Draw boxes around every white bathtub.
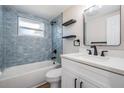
[0,60,60,88]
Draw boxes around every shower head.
[50,21,56,25]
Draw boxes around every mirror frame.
[83,5,121,46]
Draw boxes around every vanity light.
[83,5,93,13]
[89,5,103,13]
[89,7,93,12]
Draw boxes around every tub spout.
[53,61,56,64]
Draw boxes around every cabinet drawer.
[62,58,124,88]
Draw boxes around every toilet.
[46,68,61,88]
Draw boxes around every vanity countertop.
[61,53,124,76]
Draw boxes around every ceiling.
[9,5,72,20]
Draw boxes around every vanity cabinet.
[61,58,124,88]
[62,68,98,88]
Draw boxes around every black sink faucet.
[91,45,98,56]
[101,50,108,57]
[87,49,92,55]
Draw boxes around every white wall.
[63,6,84,54]
[62,5,124,54]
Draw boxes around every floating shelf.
[62,19,76,26]
[62,35,76,39]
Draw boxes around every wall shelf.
[62,19,76,26]
[62,35,76,39]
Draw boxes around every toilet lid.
[46,68,61,78]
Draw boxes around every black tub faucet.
[91,45,98,56]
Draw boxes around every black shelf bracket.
[62,19,76,26]
[62,35,76,39]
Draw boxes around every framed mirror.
[83,5,121,46]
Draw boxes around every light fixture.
[89,7,93,12]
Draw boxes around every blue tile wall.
[2,6,52,68]
[51,14,63,63]
[0,6,3,70]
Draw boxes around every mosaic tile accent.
[51,14,63,63]
[0,6,3,70]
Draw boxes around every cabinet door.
[79,77,99,88]
[62,68,79,88]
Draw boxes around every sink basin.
[70,53,110,62]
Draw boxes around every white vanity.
[61,5,123,88]
[61,53,124,88]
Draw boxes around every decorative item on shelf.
[62,19,76,26]
[73,39,80,46]
[62,35,76,39]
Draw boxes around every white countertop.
[61,53,124,75]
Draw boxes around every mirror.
[83,5,121,46]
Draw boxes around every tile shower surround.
[0,6,52,69]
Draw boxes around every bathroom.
[0,4,124,89]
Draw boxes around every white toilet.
[46,68,61,88]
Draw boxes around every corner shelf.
[62,19,76,26]
[62,35,76,39]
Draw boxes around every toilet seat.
[46,68,61,78]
